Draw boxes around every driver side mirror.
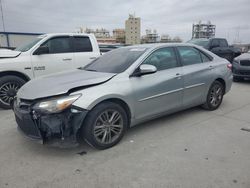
[132,64,157,77]
[33,46,49,55]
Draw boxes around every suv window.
[143,47,178,71]
[73,36,93,52]
[42,37,72,54]
[219,39,228,47]
[211,39,219,47]
[177,46,203,66]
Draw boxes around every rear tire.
[202,81,224,111]
[0,76,26,109]
[81,102,128,150]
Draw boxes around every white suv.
[0,33,100,108]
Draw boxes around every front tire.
[81,102,128,150]
[202,81,224,111]
[0,76,26,109]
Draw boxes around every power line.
[0,0,5,31]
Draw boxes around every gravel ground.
[0,81,250,188]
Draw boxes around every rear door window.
[219,39,228,47]
[211,39,219,47]
[73,36,93,52]
[177,46,203,66]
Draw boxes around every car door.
[31,36,74,77]
[73,36,99,68]
[131,47,183,120]
[177,46,214,107]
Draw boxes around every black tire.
[0,75,26,109]
[202,81,224,111]
[233,76,243,82]
[81,102,128,150]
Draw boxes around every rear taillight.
[227,63,232,70]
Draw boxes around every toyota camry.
[13,43,233,149]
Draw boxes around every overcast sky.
[1,0,250,43]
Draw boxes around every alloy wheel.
[0,82,20,106]
[93,109,123,144]
[209,84,223,107]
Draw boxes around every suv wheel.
[202,81,224,111]
[81,102,128,150]
[0,76,26,109]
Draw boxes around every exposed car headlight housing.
[33,94,82,114]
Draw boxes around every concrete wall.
[0,34,8,47]
[0,32,42,49]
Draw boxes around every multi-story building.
[113,29,125,44]
[192,21,216,39]
[141,29,159,43]
[85,28,110,38]
[125,14,141,45]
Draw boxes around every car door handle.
[62,58,72,61]
[89,57,97,60]
[208,65,214,70]
[175,73,182,79]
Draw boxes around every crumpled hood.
[18,70,116,100]
[235,52,250,61]
[0,49,21,58]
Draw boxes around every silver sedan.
[13,43,233,149]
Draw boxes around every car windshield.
[187,39,209,48]
[83,47,147,73]
[15,35,45,52]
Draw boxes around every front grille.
[239,71,250,75]
[240,60,250,66]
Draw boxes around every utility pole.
[0,0,5,32]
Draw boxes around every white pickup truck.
[0,33,100,109]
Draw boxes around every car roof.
[39,33,95,38]
[122,43,199,50]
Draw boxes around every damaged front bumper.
[13,99,88,148]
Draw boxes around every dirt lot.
[0,81,250,188]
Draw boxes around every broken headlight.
[33,94,82,114]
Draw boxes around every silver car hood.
[18,70,116,100]
[0,49,21,58]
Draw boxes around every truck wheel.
[202,81,224,111]
[81,102,128,150]
[0,76,26,109]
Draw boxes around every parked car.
[0,33,100,109]
[232,50,250,81]
[99,43,125,54]
[187,38,241,62]
[13,43,233,149]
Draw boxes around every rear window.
[74,36,93,52]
